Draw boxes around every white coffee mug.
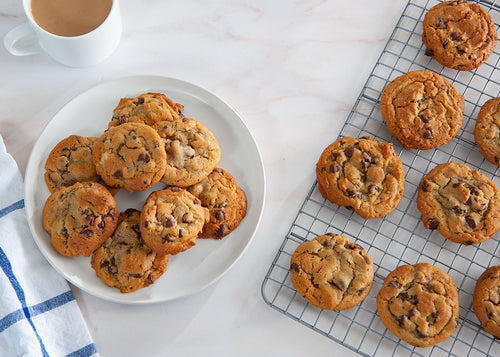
[3,0,122,67]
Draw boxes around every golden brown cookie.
[417,162,500,245]
[473,265,500,338]
[108,92,184,128]
[422,1,497,71]
[187,168,247,239]
[377,263,459,348]
[289,233,374,311]
[44,135,118,195]
[91,209,169,293]
[380,70,464,150]
[140,187,209,255]
[474,97,500,166]
[153,118,221,187]
[42,182,119,257]
[316,136,405,219]
[93,122,167,192]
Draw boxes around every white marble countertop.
[0,0,408,356]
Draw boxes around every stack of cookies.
[290,0,500,348]
[42,92,247,293]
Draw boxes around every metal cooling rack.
[261,0,500,356]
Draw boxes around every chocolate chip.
[214,168,223,174]
[344,147,354,158]
[364,255,370,265]
[437,17,445,27]
[132,224,141,235]
[399,292,409,301]
[425,48,434,57]
[398,315,405,327]
[85,214,95,226]
[450,32,461,41]
[457,48,466,55]
[408,306,418,318]
[344,242,356,249]
[322,239,333,248]
[194,198,201,205]
[130,273,142,278]
[216,224,230,237]
[389,280,401,289]
[495,157,500,164]
[418,113,430,123]
[61,227,68,236]
[431,311,439,319]
[215,210,225,221]
[368,184,379,194]
[329,163,339,173]
[290,262,300,273]
[182,213,193,223]
[113,170,123,178]
[179,228,184,238]
[100,260,109,269]
[423,129,433,139]
[331,152,342,160]
[98,221,105,230]
[164,217,174,227]
[421,181,431,192]
[80,229,94,237]
[442,38,449,47]
[453,206,464,215]
[135,97,145,105]
[162,234,172,243]
[124,208,137,216]
[170,187,180,192]
[465,216,477,229]
[428,218,439,229]
[138,152,150,163]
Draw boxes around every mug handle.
[4,22,43,56]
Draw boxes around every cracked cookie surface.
[140,187,209,255]
[380,70,464,150]
[316,136,405,219]
[154,118,221,187]
[422,0,497,71]
[44,135,118,195]
[108,92,184,128]
[187,168,247,239]
[376,263,459,348]
[474,97,500,166]
[42,182,119,257]
[91,209,169,293]
[473,265,500,338]
[289,233,374,311]
[93,122,167,192]
[417,161,500,245]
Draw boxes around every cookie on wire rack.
[289,233,374,311]
[422,0,497,71]
[316,136,405,219]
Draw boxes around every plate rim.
[24,74,266,304]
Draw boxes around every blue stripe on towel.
[0,199,24,219]
[65,343,98,357]
[0,291,75,333]
[0,247,49,357]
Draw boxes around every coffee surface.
[31,0,113,37]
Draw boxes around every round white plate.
[24,75,265,304]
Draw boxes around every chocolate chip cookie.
[474,97,500,166]
[187,168,247,239]
[316,136,405,219]
[422,1,497,71]
[417,162,500,245]
[93,122,167,192]
[290,233,373,310]
[44,135,118,195]
[91,209,169,293]
[473,265,500,338]
[153,118,221,187]
[380,70,464,150]
[377,263,459,348]
[44,135,100,193]
[140,187,209,255]
[108,92,184,128]
[42,182,119,257]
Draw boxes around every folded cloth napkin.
[0,134,97,357]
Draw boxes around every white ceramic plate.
[24,75,265,304]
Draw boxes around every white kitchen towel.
[0,134,98,357]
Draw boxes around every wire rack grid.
[261,0,500,356]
